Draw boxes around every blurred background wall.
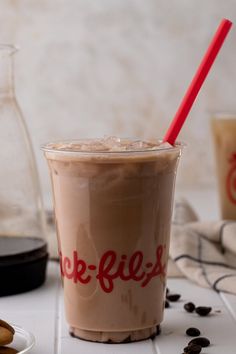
[0,0,235,206]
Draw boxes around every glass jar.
[0,44,46,239]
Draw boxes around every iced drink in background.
[43,137,182,343]
[212,115,236,219]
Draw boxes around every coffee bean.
[186,327,201,336]
[184,343,202,353]
[188,337,210,347]
[156,325,161,335]
[165,300,170,308]
[166,293,181,302]
[195,306,212,316]
[184,302,195,313]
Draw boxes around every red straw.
[163,18,232,145]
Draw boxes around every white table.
[1,188,236,353]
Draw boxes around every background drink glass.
[211,114,236,219]
[43,138,182,343]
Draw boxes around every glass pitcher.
[0,44,46,239]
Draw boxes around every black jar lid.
[0,236,48,296]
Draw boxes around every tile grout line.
[53,262,61,354]
[151,339,160,354]
[219,292,236,323]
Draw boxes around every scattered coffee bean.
[165,300,170,308]
[195,306,212,316]
[188,337,210,347]
[184,343,202,353]
[186,327,201,337]
[166,293,181,302]
[184,302,195,313]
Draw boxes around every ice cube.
[102,136,121,150]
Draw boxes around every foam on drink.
[45,137,172,152]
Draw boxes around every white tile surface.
[0,262,60,354]
[154,279,236,353]
[60,337,153,354]
[2,262,236,353]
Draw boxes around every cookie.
[0,347,18,354]
[0,327,13,346]
[0,321,14,335]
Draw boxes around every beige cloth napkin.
[169,199,236,294]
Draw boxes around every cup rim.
[41,138,185,155]
[210,111,236,120]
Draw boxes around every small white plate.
[4,324,35,353]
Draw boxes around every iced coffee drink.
[43,137,182,343]
[212,115,236,219]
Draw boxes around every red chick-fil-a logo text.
[59,245,166,293]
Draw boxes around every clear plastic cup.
[42,138,182,343]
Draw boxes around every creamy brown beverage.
[212,116,236,219]
[43,137,182,343]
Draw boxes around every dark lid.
[0,236,48,296]
[0,236,47,266]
